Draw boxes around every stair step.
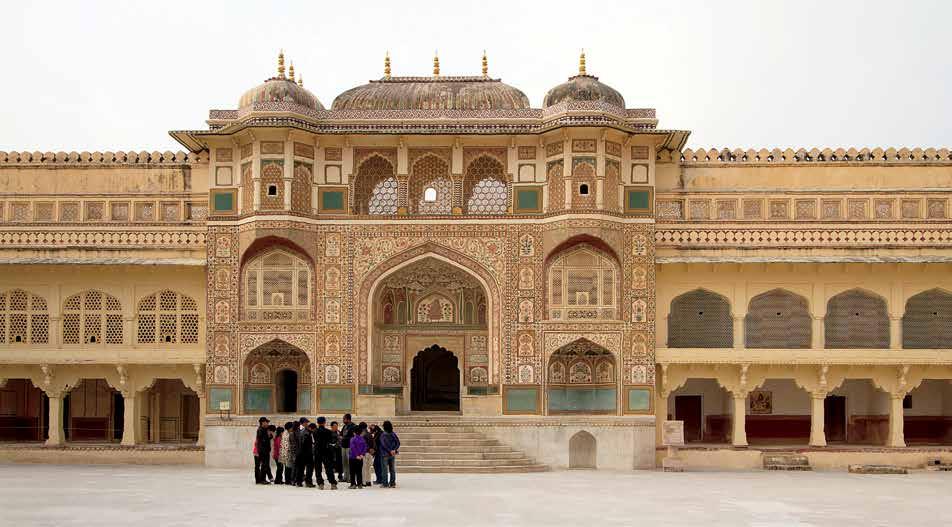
[400,465,549,474]
[398,452,526,460]
[398,445,514,453]
[399,439,501,447]
[397,432,486,440]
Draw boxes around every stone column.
[811,316,824,349]
[732,392,748,447]
[888,392,906,448]
[889,316,902,350]
[197,394,206,447]
[809,392,827,447]
[733,316,744,350]
[45,391,65,446]
[121,391,137,446]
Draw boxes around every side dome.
[543,53,625,109]
[332,77,531,111]
[543,74,625,109]
[239,77,324,111]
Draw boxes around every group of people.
[253,413,401,490]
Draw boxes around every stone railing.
[0,151,207,165]
[658,147,952,165]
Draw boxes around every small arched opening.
[569,430,597,469]
[243,340,311,414]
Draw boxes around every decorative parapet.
[0,150,207,165]
[655,225,952,249]
[0,229,206,249]
[657,147,952,165]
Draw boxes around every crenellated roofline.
[669,147,952,165]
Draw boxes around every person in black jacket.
[313,416,338,489]
[340,414,357,481]
[254,417,271,485]
[299,420,316,487]
[330,421,343,479]
[293,417,310,486]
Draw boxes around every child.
[273,426,285,485]
[360,422,374,487]
[348,422,368,489]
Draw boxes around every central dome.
[332,76,531,111]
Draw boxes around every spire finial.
[277,49,286,78]
[384,50,391,79]
[288,61,295,82]
[579,49,586,76]
[297,74,303,87]
[481,50,488,78]
[433,51,440,77]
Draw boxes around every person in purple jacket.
[378,420,401,488]
[347,422,368,489]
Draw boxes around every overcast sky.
[1,0,949,151]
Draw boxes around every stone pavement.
[1,464,950,526]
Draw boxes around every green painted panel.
[297,389,311,412]
[321,191,345,211]
[208,387,233,412]
[505,387,538,413]
[319,387,353,411]
[547,387,616,412]
[627,189,650,210]
[244,388,272,413]
[627,388,651,412]
[515,188,540,212]
[213,192,234,212]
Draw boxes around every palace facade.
[1,51,951,470]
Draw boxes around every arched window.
[825,289,889,349]
[547,245,618,321]
[745,289,811,348]
[464,156,508,214]
[547,338,616,414]
[243,249,311,321]
[63,290,123,345]
[353,156,397,215]
[409,155,452,215]
[137,290,199,344]
[668,289,733,348]
[902,289,952,349]
[0,289,48,344]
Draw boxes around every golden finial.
[288,62,295,82]
[297,74,303,87]
[433,51,440,77]
[384,50,391,79]
[481,50,488,78]
[277,49,286,78]
[579,49,586,76]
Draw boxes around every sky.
[1,0,949,152]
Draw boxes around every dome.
[543,53,625,109]
[332,76,531,111]
[238,52,324,110]
[543,74,625,109]
[238,77,324,111]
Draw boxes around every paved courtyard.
[1,464,950,526]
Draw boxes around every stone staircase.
[393,425,548,473]
[762,452,812,471]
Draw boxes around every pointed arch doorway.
[410,345,460,412]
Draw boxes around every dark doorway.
[113,392,124,441]
[675,395,703,442]
[824,395,847,442]
[276,370,298,413]
[411,345,460,411]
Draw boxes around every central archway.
[242,339,311,414]
[411,345,460,412]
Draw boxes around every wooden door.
[824,395,847,442]
[675,395,703,442]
